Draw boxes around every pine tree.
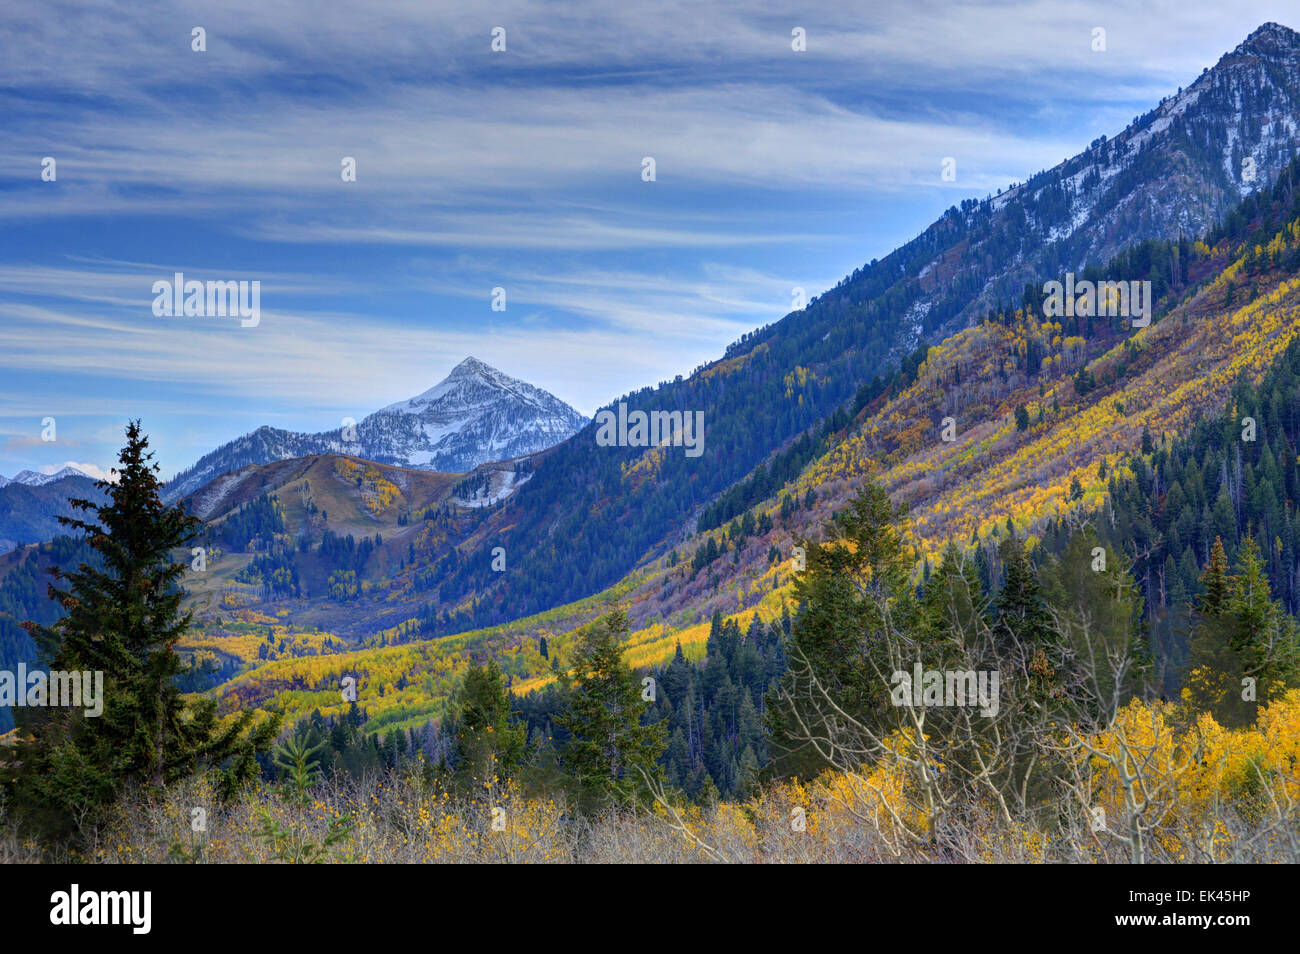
[993,536,1054,652]
[992,535,1064,713]
[559,609,665,807]
[1185,536,1300,726]
[2,422,279,841]
[1040,529,1150,721]
[1197,536,1233,615]
[765,480,917,778]
[455,659,525,788]
[920,542,985,654]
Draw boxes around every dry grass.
[2,761,1294,864]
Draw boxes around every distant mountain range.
[0,473,105,554]
[1,464,100,488]
[162,357,587,502]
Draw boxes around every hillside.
[178,452,547,639]
[370,22,1300,641]
[202,153,1300,731]
[0,475,104,555]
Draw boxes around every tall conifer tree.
[560,609,665,806]
[2,422,278,841]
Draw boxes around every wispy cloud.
[0,0,1283,474]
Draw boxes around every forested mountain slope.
[404,23,1300,638]
[202,150,1300,734]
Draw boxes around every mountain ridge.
[205,146,1300,727]
[393,20,1300,639]
[0,475,105,555]
[5,464,101,487]
[162,357,587,502]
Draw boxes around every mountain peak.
[5,464,100,487]
[387,357,534,413]
[1227,21,1300,59]
[449,355,494,376]
[361,359,586,470]
[163,358,587,500]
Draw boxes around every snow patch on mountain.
[454,468,533,508]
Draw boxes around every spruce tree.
[1230,536,1296,694]
[1197,536,1233,615]
[992,535,1064,716]
[993,536,1055,651]
[559,609,665,807]
[920,542,985,655]
[2,422,279,841]
[455,659,526,788]
[1185,536,1300,726]
[1040,528,1150,721]
[765,480,917,778]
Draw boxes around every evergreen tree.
[1014,404,1030,432]
[1197,537,1233,615]
[1184,536,1300,726]
[991,535,1065,717]
[455,660,526,788]
[1040,529,1150,721]
[920,542,985,654]
[1231,537,1296,694]
[559,609,665,806]
[993,536,1054,653]
[2,422,279,841]
[765,480,917,778]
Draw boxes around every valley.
[6,14,1300,871]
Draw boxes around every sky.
[2,0,1297,480]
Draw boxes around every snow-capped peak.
[379,356,548,415]
[164,357,587,501]
[6,463,101,487]
[1227,21,1300,60]
[364,357,587,469]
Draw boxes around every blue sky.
[1,0,1295,479]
